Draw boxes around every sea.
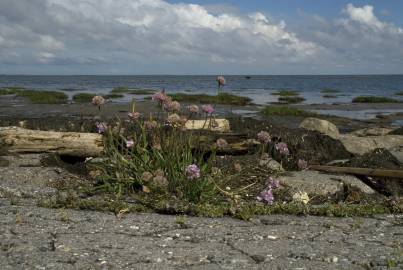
[1,74,403,107]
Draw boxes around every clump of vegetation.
[170,92,252,106]
[278,96,306,104]
[111,87,156,95]
[17,90,68,104]
[395,91,403,96]
[271,89,299,96]
[0,88,18,95]
[323,95,338,99]
[73,93,95,103]
[352,96,401,103]
[321,88,340,94]
[103,93,124,99]
[261,106,315,116]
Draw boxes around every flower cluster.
[151,90,168,103]
[257,176,281,204]
[92,95,105,107]
[163,100,181,112]
[257,131,271,144]
[216,138,228,149]
[217,76,226,87]
[96,122,108,134]
[128,112,141,121]
[201,104,214,114]
[185,164,201,180]
[187,104,199,113]
[275,142,289,156]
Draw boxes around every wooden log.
[309,165,403,179]
[0,126,104,157]
[185,119,230,132]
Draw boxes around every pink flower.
[216,138,228,149]
[217,76,226,87]
[185,164,201,180]
[92,95,105,107]
[266,177,280,189]
[257,188,274,204]
[141,171,153,182]
[257,131,271,144]
[201,104,214,114]
[152,90,168,103]
[96,122,108,134]
[163,100,181,112]
[126,139,134,148]
[187,104,199,113]
[167,113,181,125]
[298,159,308,170]
[128,112,141,120]
[275,142,289,156]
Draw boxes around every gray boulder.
[299,118,340,139]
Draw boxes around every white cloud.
[0,1,402,74]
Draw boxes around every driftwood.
[0,126,104,157]
[309,165,403,179]
[0,122,237,158]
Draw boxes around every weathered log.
[185,119,230,132]
[309,165,403,179]
[0,126,104,157]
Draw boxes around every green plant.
[395,91,403,96]
[321,88,340,93]
[352,96,401,103]
[278,96,306,104]
[170,92,252,106]
[111,87,156,95]
[271,89,299,96]
[260,106,315,116]
[17,90,68,104]
[73,93,95,103]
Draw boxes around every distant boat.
[245,76,251,79]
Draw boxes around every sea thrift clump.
[92,95,105,107]
[185,164,201,180]
[257,189,274,204]
[187,104,199,113]
[141,171,153,182]
[167,113,181,125]
[257,131,271,144]
[297,159,308,170]
[163,100,180,112]
[217,76,226,87]
[275,142,289,155]
[201,104,214,114]
[96,122,108,134]
[128,112,141,121]
[266,177,280,189]
[216,138,228,149]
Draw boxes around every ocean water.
[1,75,403,105]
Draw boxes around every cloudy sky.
[0,0,402,75]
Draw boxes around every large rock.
[351,127,396,137]
[277,171,375,196]
[339,134,403,156]
[299,118,340,139]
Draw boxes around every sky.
[0,0,402,75]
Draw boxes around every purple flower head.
[187,104,199,113]
[96,122,108,134]
[257,188,274,204]
[92,95,105,107]
[275,142,289,156]
[152,90,167,103]
[216,138,228,149]
[217,76,226,87]
[297,159,308,170]
[266,177,280,189]
[257,131,271,144]
[163,100,180,112]
[128,112,141,121]
[126,139,134,148]
[201,104,214,114]
[185,164,201,180]
[144,120,158,130]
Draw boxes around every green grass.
[271,89,299,96]
[17,90,68,104]
[321,88,340,94]
[73,93,95,103]
[323,95,338,99]
[0,87,27,95]
[103,93,124,99]
[111,87,156,95]
[170,92,252,106]
[352,96,401,103]
[278,96,306,104]
[395,91,403,96]
[261,105,315,116]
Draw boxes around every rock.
[347,148,403,196]
[259,158,284,172]
[299,118,340,139]
[339,134,403,156]
[351,127,396,137]
[277,171,375,196]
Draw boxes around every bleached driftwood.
[309,165,403,179]
[0,120,231,157]
[0,126,104,157]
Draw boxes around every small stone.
[332,256,339,263]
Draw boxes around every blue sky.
[0,0,402,75]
